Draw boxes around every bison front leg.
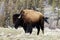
[23,26,27,33]
[23,23,27,33]
[26,23,33,34]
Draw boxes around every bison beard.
[13,14,20,24]
[13,14,27,32]
[13,9,49,35]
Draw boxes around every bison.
[13,9,49,35]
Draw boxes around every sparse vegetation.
[0,27,59,40]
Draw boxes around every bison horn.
[18,15,21,18]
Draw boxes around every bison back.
[21,9,44,23]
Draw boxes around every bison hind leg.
[40,25,44,34]
[40,18,44,34]
[36,25,40,35]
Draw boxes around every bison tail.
[44,17,49,24]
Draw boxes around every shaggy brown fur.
[20,9,44,23]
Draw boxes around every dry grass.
[0,27,59,40]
